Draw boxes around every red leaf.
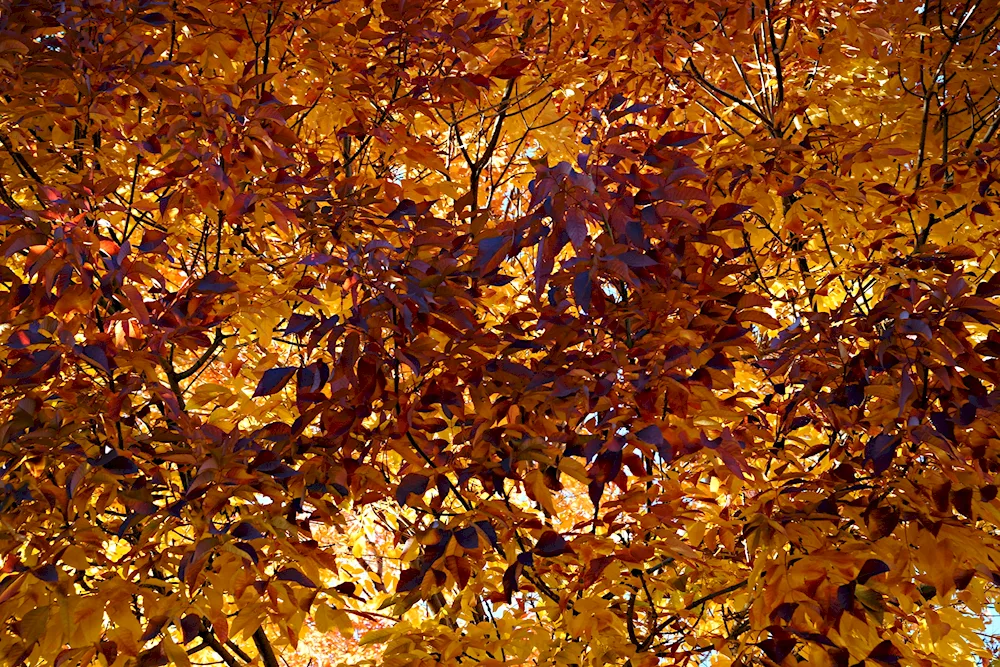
[1,230,47,258]
[2,350,60,385]
[138,229,169,253]
[710,203,751,224]
[142,174,175,192]
[180,616,201,645]
[490,56,530,79]
[658,130,705,147]
[502,563,521,601]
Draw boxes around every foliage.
[1,0,1000,666]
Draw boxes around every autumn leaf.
[253,367,297,397]
[534,531,572,557]
[490,56,531,79]
[2,1,1000,667]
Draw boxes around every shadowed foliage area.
[2,1,1000,666]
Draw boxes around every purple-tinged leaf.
[102,455,139,476]
[958,402,977,425]
[658,130,705,147]
[635,425,663,446]
[573,271,592,313]
[387,199,418,220]
[140,616,169,643]
[930,411,955,440]
[139,12,169,26]
[898,370,914,417]
[759,635,796,663]
[232,522,264,541]
[275,568,317,588]
[296,363,329,398]
[298,252,332,266]
[180,615,201,645]
[502,563,521,602]
[397,567,423,592]
[334,582,357,596]
[534,530,572,557]
[588,479,604,509]
[3,349,59,383]
[396,473,429,506]
[845,384,865,407]
[867,640,902,665]
[1,231,46,258]
[565,209,587,250]
[857,559,890,584]
[76,344,112,373]
[711,203,751,223]
[953,487,974,519]
[192,271,237,294]
[476,235,510,273]
[865,434,898,475]
[138,229,168,253]
[7,328,46,349]
[253,367,297,397]
[455,527,479,549]
[475,521,498,549]
[284,314,317,335]
[872,183,900,196]
[618,250,657,268]
[233,543,258,564]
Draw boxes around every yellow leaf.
[314,604,353,637]
[359,627,396,645]
[528,469,558,515]
[72,601,104,645]
[20,605,49,645]
[162,634,191,667]
[62,546,89,571]
[687,522,706,546]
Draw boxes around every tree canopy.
[2,0,1000,666]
